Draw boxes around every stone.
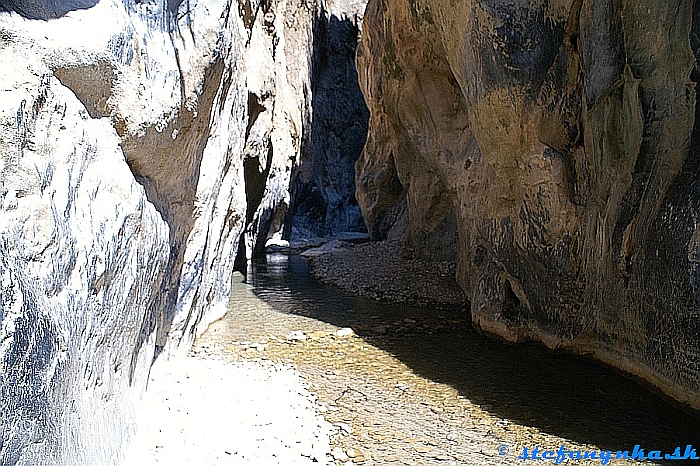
[332,446,349,461]
[356,0,700,410]
[287,330,309,341]
[336,327,355,338]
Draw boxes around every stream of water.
[249,254,697,452]
[199,252,699,465]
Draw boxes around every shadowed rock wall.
[232,0,369,257]
[285,12,369,239]
[356,0,700,410]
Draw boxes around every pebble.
[331,446,349,461]
[307,240,467,307]
[287,330,308,341]
[336,327,355,338]
[394,382,410,392]
[373,325,391,334]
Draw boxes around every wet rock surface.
[193,256,698,465]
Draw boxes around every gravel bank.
[304,240,468,308]
[124,354,332,465]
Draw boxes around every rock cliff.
[356,0,700,410]
[0,0,365,462]
[285,10,369,239]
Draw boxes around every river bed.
[194,252,698,465]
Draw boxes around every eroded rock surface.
[0,45,171,464]
[356,0,700,410]
[285,11,369,239]
[0,0,367,462]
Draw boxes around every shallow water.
[246,253,699,459]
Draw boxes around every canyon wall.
[0,0,365,462]
[285,8,369,238]
[356,0,700,410]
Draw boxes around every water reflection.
[248,253,699,456]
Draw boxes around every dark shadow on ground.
[249,253,699,460]
[0,0,99,19]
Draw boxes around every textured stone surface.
[356,0,700,410]
[231,0,369,259]
[0,46,171,464]
[0,0,367,462]
[285,11,369,239]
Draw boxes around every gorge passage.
[0,0,699,464]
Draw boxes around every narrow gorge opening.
[284,11,369,240]
[2,0,699,464]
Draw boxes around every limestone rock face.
[0,24,172,464]
[233,0,367,257]
[356,0,700,409]
[285,11,369,238]
[0,0,366,462]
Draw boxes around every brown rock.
[356,0,700,410]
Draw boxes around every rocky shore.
[304,240,468,308]
[123,244,696,466]
[181,248,693,466]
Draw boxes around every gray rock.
[0,0,368,461]
[286,11,370,240]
